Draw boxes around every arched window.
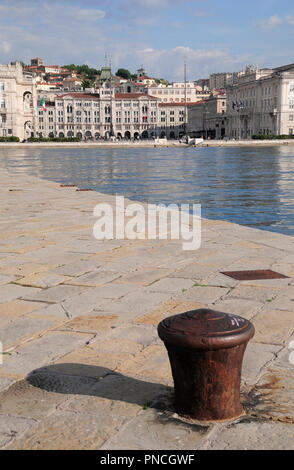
[23,92,32,112]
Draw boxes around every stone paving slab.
[0,331,93,377]
[1,167,294,450]
[0,415,37,448]
[207,420,294,450]
[101,408,211,450]
[0,315,61,349]
[0,284,41,304]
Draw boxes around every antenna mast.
[184,56,187,136]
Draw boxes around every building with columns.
[38,89,159,140]
[0,62,37,140]
[226,64,294,138]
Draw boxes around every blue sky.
[0,0,293,80]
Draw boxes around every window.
[0,82,4,91]
[289,115,294,121]
[0,99,5,108]
[1,115,6,123]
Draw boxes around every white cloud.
[285,15,294,25]
[131,45,251,80]
[259,14,294,28]
[0,0,257,80]
[0,40,11,55]
[70,8,106,21]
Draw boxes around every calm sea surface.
[1,145,294,235]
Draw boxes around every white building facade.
[188,93,227,139]
[148,82,210,103]
[226,64,294,139]
[0,62,37,140]
[37,91,159,140]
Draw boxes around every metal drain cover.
[221,269,289,281]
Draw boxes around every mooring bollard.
[158,308,255,422]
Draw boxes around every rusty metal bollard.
[158,308,255,422]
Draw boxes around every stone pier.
[0,166,294,449]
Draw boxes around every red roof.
[115,93,158,100]
[63,78,82,82]
[137,75,152,80]
[158,100,206,107]
[57,93,99,100]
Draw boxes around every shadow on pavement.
[26,363,173,410]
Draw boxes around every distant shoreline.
[1,140,294,149]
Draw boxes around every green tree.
[116,68,131,80]
[82,79,93,89]
[63,64,100,81]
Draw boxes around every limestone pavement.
[0,166,294,450]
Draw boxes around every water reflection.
[1,146,294,235]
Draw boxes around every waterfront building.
[37,101,55,138]
[226,63,294,138]
[188,92,227,139]
[157,102,196,138]
[38,89,159,140]
[0,62,37,140]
